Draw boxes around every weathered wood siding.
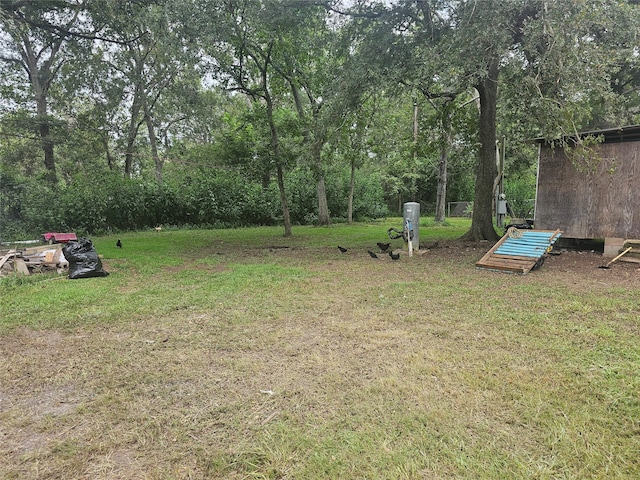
[535,141,639,239]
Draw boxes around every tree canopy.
[1,0,638,240]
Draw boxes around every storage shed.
[534,125,640,245]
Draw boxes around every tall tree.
[90,0,196,182]
[440,0,532,241]
[197,0,295,236]
[268,1,363,226]
[357,0,637,241]
[0,1,86,183]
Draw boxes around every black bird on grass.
[377,242,390,252]
[389,251,400,261]
[337,246,348,253]
[116,239,122,248]
[367,250,379,259]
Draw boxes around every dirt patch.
[424,239,640,284]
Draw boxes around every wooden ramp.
[476,229,562,274]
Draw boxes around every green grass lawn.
[1,218,639,479]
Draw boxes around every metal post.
[403,202,420,252]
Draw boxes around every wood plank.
[476,234,509,265]
[481,263,530,272]
[623,239,640,249]
[0,250,17,269]
[477,257,533,268]
[619,256,640,264]
[549,228,562,243]
[484,257,530,265]
[604,237,626,257]
[477,257,534,269]
[14,258,30,275]
[479,260,529,268]
[476,263,526,273]
[481,264,530,270]
[22,244,58,254]
[619,241,640,260]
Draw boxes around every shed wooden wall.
[535,141,639,239]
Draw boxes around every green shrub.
[0,160,389,239]
[504,171,536,219]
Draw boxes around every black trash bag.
[62,238,109,279]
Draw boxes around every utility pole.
[413,100,418,155]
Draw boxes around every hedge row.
[0,166,389,240]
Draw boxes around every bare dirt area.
[441,240,640,280]
[1,241,639,479]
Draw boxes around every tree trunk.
[31,66,56,183]
[313,135,330,226]
[125,112,140,177]
[434,133,449,223]
[276,164,292,237]
[265,93,292,237]
[38,116,56,183]
[18,30,65,184]
[124,136,136,177]
[313,147,331,226]
[124,50,146,177]
[316,175,330,226]
[124,94,143,177]
[103,136,115,170]
[348,158,355,225]
[461,59,500,242]
[288,79,330,226]
[143,98,163,184]
[434,101,454,223]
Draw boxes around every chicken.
[377,242,390,252]
[367,250,379,259]
[338,246,348,253]
[154,225,162,232]
[116,239,122,248]
[389,251,400,260]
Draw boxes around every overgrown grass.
[1,218,639,479]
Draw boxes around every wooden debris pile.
[619,240,640,264]
[0,245,69,276]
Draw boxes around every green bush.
[284,166,389,225]
[504,171,536,219]
[0,161,389,240]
